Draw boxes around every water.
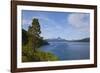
[40,41,90,60]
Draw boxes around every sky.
[22,10,90,40]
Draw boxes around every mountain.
[45,37,67,42]
[68,38,90,42]
[45,37,90,42]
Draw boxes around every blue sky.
[22,10,90,40]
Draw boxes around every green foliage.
[22,18,58,62]
[22,29,28,45]
[28,18,41,36]
[22,44,40,62]
[22,45,59,62]
[28,18,42,51]
[33,50,59,61]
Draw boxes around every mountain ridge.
[45,37,90,42]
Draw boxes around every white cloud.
[68,13,90,31]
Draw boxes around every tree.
[28,18,41,52]
[22,29,28,45]
[22,18,57,62]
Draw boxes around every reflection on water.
[40,41,90,60]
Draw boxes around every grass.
[22,45,59,62]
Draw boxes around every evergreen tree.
[22,18,58,62]
[28,18,41,52]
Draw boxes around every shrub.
[22,45,59,62]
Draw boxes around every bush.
[33,50,59,61]
[22,45,59,62]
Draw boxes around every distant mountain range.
[45,37,90,42]
[69,38,90,42]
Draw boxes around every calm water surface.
[40,41,90,60]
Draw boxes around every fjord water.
[40,41,90,60]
